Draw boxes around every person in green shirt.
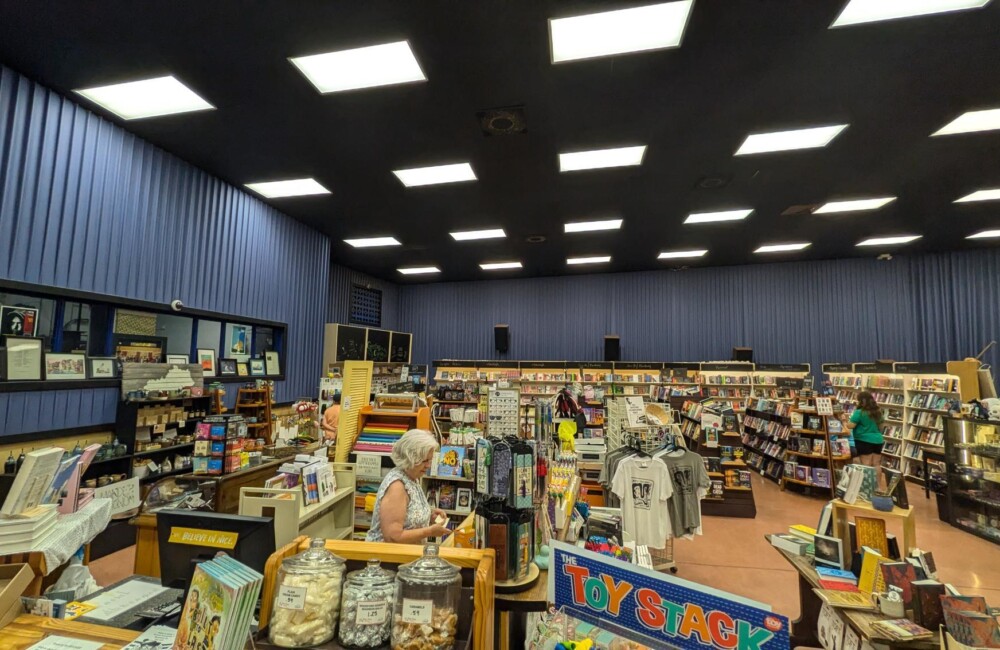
[842,391,885,471]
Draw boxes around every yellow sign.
[167,526,239,550]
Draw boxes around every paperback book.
[174,556,263,650]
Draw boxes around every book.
[818,579,860,592]
[719,446,734,463]
[437,446,467,477]
[879,561,918,606]
[1,447,65,515]
[817,501,834,537]
[175,556,263,650]
[827,418,843,434]
[913,549,937,578]
[705,429,719,447]
[813,589,876,610]
[784,461,798,478]
[941,595,1000,648]
[710,480,724,498]
[706,457,721,473]
[58,443,100,514]
[857,546,885,594]
[315,463,336,502]
[738,470,751,488]
[816,567,858,583]
[791,412,804,429]
[842,468,865,504]
[795,466,809,482]
[788,524,817,541]
[854,516,889,557]
[812,438,827,455]
[770,533,810,555]
[869,618,933,641]
[812,468,831,488]
[911,580,945,631]
[814,534,844,569]
[43,454,81,506]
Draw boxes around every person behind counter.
[320,393,341,443]
[366,429,450,543]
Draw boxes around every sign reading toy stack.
[548,541,790,650]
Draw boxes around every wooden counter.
[0,614,139,649]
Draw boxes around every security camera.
[170,299,184,312]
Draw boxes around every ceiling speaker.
[477,105,527,136]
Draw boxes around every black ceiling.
[2,1,1000,283]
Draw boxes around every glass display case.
[943,417,1000,544]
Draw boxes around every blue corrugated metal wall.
[0,65,331,435]
[328,264,401,330]
[399,251,1000,375]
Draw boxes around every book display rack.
[699,362,755,413]
[752,364,810,403]
[781,395,852,498]
[610,362,662,398]
[741,398,793,483]
[824,364,861,405]
[658,362,703,401]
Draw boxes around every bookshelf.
[780,395,852,498]
[577,362,612,441]
[610,362,663,398]
[699,362,755,413]
[740,398,792,483]
[752,364,810,403]
[823,364,861,405]
[657,362,703,402]
[897,363,961,485]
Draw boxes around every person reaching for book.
[842,391,885,480]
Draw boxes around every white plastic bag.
[45,555,99,600]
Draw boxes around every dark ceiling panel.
[1,0,999,283]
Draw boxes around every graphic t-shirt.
[611,456,673,548]
[659,450,711,537]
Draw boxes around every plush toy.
[557,421,577,453]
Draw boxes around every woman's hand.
[432,508,448,521]
[426,521,451,538]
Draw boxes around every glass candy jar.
[338,559,396,647]
[268,538,346,648]
[391,544,462,650]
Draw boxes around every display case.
[943,417,1000,545]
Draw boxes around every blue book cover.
[437,446,467,477]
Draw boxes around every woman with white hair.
[365,429,451,543]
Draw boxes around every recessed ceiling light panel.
[658,249,708,259]
[955,188,1000,203]
[74,75,214,120]
[398,266,441,275]
[933,108,1000,136]
[344,236,401,248]
[450,228,506,241]
[754,242,811,253]
[684,209,753,224]
[967,229,1000,239]
[290,41,426,93]
[567,256,612,265]
[831,0,991,28]
[549,1,694,63]
[814,197,897,213]
[480,261,523,270]
[735,124,848,155]
[559,146,646,172]
[245,178,331,198]
[392,162,477,187]
[856,235,922,246]
[564,219,623,233]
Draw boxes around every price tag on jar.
[276,584,307,610]
[356,600,389,625]
[401,598,433,625]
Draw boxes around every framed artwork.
[236,362,249,377]
[456,487,472,514]
[249,358,265,376]
[45,353,87,380]
[335,325,367,361]
[0,306,39,337]
[389,331,412,363]
[196,348,217,377]
[1,336,43,380]
[365,329,391,362]
[113,335,166,364]
[264,351,280,376]
[88,357,118,379]
[219,358,237,376]
[166,354,189,365]
[229,324,250,357]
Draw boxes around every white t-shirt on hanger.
[611,455,674,549]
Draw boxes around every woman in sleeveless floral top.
[366,429,451,543]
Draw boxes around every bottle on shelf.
[3,452,15,474]
[15,449,25,472]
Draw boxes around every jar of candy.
[391,544,461,650]
[338,559,396,647]
[268,538,346,648]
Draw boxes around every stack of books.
[869,618,934,642]
[176,556,263,650]
[815,566,860,592]
[353,419,409,454]
[0,505,59,554]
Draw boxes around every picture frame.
[113,335,166,364]
[455,487,472,514]
[249,358,265,376]
[236,362,249,377]
[814,533,845,569]
[229,324,250,357]
[218,358,238,376]
[1,336,43,381]
[0,305,39,337]
[196,348,217,377]
[44,352,87,380]
[88,356,118,379]
[264,350,280,376]
[166,354,189,365]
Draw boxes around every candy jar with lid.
[392,544,462,650]
[268,538,346,648]
[338,559,396,647]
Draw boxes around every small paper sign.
[701,412,723,431]
[276,585,307,610]
[356,453,382,480]
[402,598,433,625]
[356,600,389,625]
[93,477,140,515]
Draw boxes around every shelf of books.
[698,362,755,413]
[897,363,961,485]
[752,364,810,403]
[781,394,852,498]
[519,361,569,438]
[657,362,703,401]
[679,398,756,518]
[610,362,663,397]
[824,363,861,405]
[575,362,612,441]
[740,398,792,483]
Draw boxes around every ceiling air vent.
[478,105,527,136]
[694,174,732,190]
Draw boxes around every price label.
[401,598,432,625]
[356,600,389,625]
[356,453,382,480]
[276,585,307,610]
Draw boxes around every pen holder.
[871,494,895,512]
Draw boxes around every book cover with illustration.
[719,446,734,463]
[710,480,724,498]
[879,561,918,605]
[436,446,467,477]
[174,564,234,650]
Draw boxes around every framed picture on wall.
[249,359,265,376]
[219,358,237,376]
[113,335,166,364]
[197,348,217,377]
[0,306,39,337]
[335,325,367,361]
[229,324,250,357]
[236,362,249,377]
[390,332,411,363]
[264,351,280,376]
[45,353,87,380]
[1,336,43,381]
[365,329,391,362]
[166,354,189,365]
[88,357,118,379]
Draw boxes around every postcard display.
[475,386,537,583]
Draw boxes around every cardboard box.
[0,564,34,627]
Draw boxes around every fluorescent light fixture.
[344,236,401,248]
[754,242,811,253]
[397,266,441,275]
[74,75,214,120]
[290,41,426,93]
[814,197,897,213]
[480,261,523,270]
[559,146,647,172]
[392,162,477,187]
[658,249,708,259]
[567,256,612,265]
[684,209,753,224]
[735,124,848,155]
[856,235,922,246]
[933,107,1000,136]
[564,219,623,233]
[967,229,1000,239]
[450,228,506,241]
[549,1,694,63]
[831,0,991,27]
[955,188,1000,203]
[245,178,331,198]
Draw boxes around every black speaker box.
[494,324,509,353]
[604,335,620,362]
[732,347,753,362]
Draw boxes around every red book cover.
[912,580,945,630]
[879,561,918,605]
[818,579,860,592]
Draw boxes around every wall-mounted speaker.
[494,324,509,353]
[604,335,620,362]
[732,347,753,362]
